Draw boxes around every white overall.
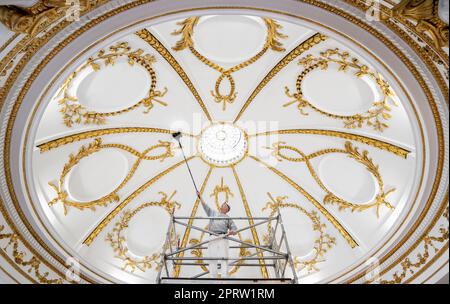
[207,236,229,278]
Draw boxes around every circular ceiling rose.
[198,123,248,166]
[0,1,447,285]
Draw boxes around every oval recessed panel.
[125,207,170,257]
[76,58,151,112]
[282,210,316,257]
[319,154,377,204]
[66,149,128,202]
[302,66,377,115]
[194,15,266,63]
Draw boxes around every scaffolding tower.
[156,209,299,284]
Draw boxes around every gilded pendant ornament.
[284,48,398,131]
[47,138,176,215]
[263,193,336,273]
[55,42,168,127]
[172,17,288,110]
[266,141,396,217]
[210,177,234,210]
[106,191,180,272]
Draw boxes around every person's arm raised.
[196,190,213,216]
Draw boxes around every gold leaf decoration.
[210,177,234,210]
[266,141,396,217]
[171,16,287,111]
[48,138,176,215]
[171,17,200,51]
[56,41,167,127]
[264,18,289,52]
[380,206,449,284]
[284,48,398,132]
[0,225,63,284]
[106,191,180,272]
[322,142,395,217]
[262,193,336,273]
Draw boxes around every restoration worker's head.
[220,201,231,214]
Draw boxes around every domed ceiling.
[0,0,448,284]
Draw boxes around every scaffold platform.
[156,209,298,284]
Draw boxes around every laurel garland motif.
[48,138,176,215]
[284,48,398,131]
[262,193,336,273]
[55,41,168,127]
[172,17,288,110]
[380,206,449,284]
[0,225,63,284]
[105,191,180,272]
[171,17,200,51]
[266,141,396,217]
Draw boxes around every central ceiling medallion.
[198,123,248,167]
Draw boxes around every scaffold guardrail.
[156,209,299,284]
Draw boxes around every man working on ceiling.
[197,190,237,279]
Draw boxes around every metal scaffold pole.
[156,211,299,284]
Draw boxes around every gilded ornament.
[284,48,398,132]
[380,206,449,284]
[389,0,449,49]
[210,177,234,210]
[106,191,180,272]
[266,141,396,217]
[250,155,358,248]
[47,138,176,215]
[263,193,335,273]
[0,225,63,283]
[172,17,288,110]
[55,41,167,127]
[251,128,410,158]
[0,1,106,36]
[37,127,188,153]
